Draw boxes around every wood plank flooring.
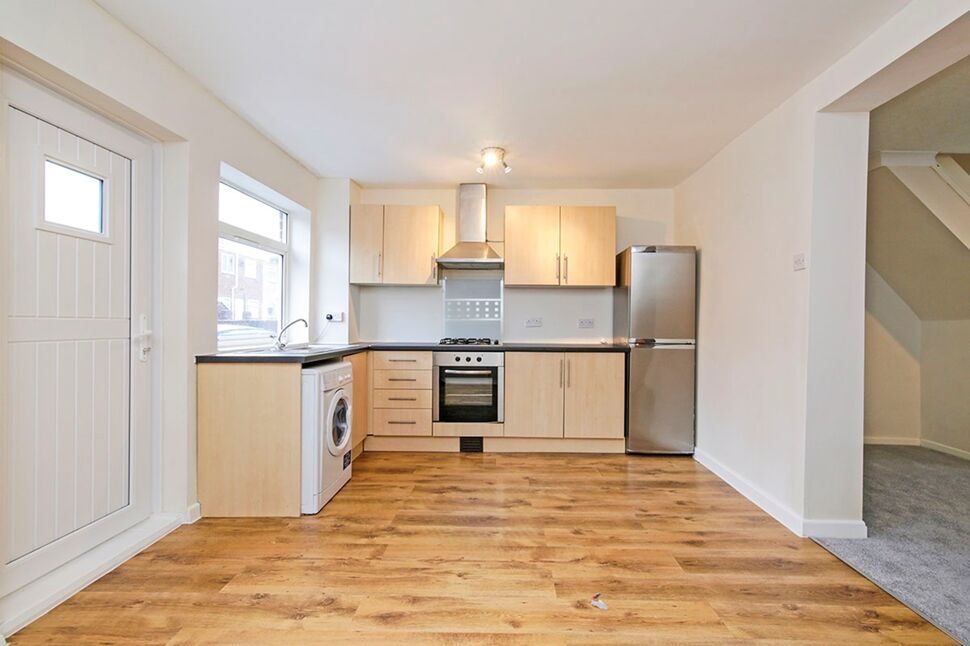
[11,453,952,645]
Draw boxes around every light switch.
[792,253,807,272]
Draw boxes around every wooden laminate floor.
[11,453,952,645]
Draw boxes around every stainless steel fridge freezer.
[614,246,697,454]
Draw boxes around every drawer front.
[373,408,433,436]
[373,389,432,409]
[374,369,432,390]
[372,351,432,371]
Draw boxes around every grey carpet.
[816,446,970,644]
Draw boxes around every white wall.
[674,1,970,537]
[921,319,970,457]
[0,0,319,517]
[864,266,922,444]
[356,186,674,342]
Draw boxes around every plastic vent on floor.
[460,437,484,453]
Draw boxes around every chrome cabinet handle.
[388,358,417,362]
[432,254,437,280]
[389,397,417,401]
[388,378,417,382]
[388,420,416,425]
[566,358,571,387]
[556,253,561,281]
[564,255,568,283]
[378,253,383,278]
[560,358,564,388]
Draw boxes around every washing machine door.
[326,389,352,457]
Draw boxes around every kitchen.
[3,1,964,642]
[196,183,696,517]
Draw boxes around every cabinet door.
[564,353,625,439]
[349,204,384,284]
[560,206,616,286]
[504,205,561,286]
[504,352,565,438]
[347,352,369,450]
[382,205,441,285]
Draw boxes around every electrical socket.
[578,318,595,329]
[525,317,543,328]
[324,311,345,322]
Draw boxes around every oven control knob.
[476,357,482,362]
[465,356,471,362]
[454,356,460,362]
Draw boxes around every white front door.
[1,71,154,597]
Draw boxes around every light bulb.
[476,166,484,174]
[503,161,512,174]
[482,150,499,166]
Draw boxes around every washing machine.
[301,361,353,514]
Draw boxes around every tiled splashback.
[441,270,503,340]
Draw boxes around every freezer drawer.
[627,345,695,454]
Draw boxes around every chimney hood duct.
[436,183,504,269]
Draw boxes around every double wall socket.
[578,318,595,329]
[525,317,543,328]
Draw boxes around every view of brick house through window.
[216,182,287,348]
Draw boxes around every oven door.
[434,366,503,423]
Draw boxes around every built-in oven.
[433,352,504,423]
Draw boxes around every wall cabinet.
[349,204,442,285]
[504,205,616,287]
[504,351,624,440]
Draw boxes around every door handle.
[388,358,417,362]
[378,253,383,279]
[560,358,564,388]
[388,378,417,382]
[563,255,568,284]
[388,420,417,425]
[566,358,571,387]
[432,254,437,280]
[556,253,561,281]
[443,369,492,376]
[388,397,417,401]
[134,314,152,362]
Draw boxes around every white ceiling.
[96,0,908,188]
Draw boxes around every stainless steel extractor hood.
[437,184,504,269]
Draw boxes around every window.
[217,182,288,349]
[44,160,104,234]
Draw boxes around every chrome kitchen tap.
[274,318,308,351]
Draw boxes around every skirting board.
[864,436,920,446]
[693,448,868,539]
[483,438,625,453]
[365,436,459,452]
[0,513,181,638]
[921,439,970,461]
[184,502,202,524]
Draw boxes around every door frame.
[0,68,164,604]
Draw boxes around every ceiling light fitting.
[476,147,511,174]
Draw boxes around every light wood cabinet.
[504,205,562,286]
[504,352,565,438]
[563,352,625,439]
[347,352,369,450]
[504,351,624,440]
[368,351,434,439]
[382,205,442,285]
[350,204,442,286]
[349,204,384,284]
[504,205,616,287]
[372,350,432,370]
[373,409,433,436]
[560,206,616,286]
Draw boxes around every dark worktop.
[196,341,629,364]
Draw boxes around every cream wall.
[864,265,922,444]
[355,186,673,343]
[674,1,970,537]
[0,0,319,517]
[921,320,970,457]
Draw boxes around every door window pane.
[217,237,283,347]
[218,182,286,242]
[44,160,104,233]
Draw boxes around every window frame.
[217,180,290,351]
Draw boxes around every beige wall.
[864,266,921,443]
[921,320,970,456]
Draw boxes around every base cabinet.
[505,352,624,440]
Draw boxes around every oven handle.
[442,369,493,376]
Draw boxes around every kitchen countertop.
[196,341,629,364]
